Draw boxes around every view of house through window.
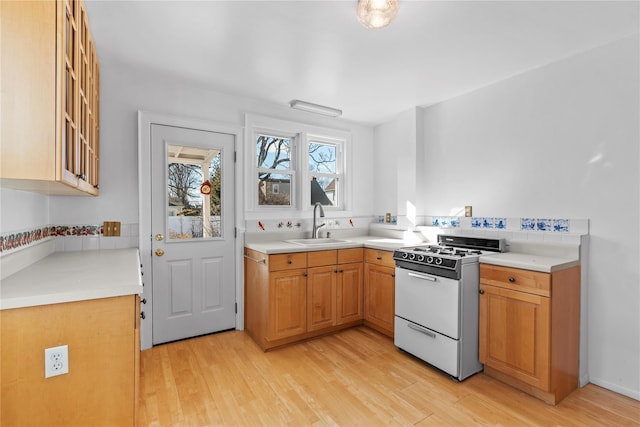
[167,144,222,239]
[256,134,293,206]
[309,141,339,206]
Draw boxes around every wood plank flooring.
[137,327,640,426]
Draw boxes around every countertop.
[244,235,421,254]
[480,252,579,273]
[0,248,143,310]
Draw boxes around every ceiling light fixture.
[289,100,342,117]
[356,0,400,30]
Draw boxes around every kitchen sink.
[284,238,349,246]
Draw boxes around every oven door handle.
[407,272,437,282]
[407,322,436,339]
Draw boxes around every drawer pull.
[408,272,436,281]
[376,256,382,260]
[508,277,516,283]
[407,323,436,339]
[243,254,266,264]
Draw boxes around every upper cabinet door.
[0,0,100,196]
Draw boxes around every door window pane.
[167,145,222,240]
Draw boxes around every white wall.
[48,65,374,226]
[0,188,49,232]
[376,35,639,398]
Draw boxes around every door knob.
[155,248,165,257]
[155,234,164,241]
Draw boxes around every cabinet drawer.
[394,317,458,378]
[338,248,364,264]
[269,253,307,271]
[480,264,550,297]
[364,249,394,268]
[308,250,337,267]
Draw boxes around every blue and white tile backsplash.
[423,215,586,235]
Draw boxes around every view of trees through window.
[309,142,337,206]
[256,134,339,207]
[167,151,221,238]
[256,134,292,206]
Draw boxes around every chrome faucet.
[312,202,326,238]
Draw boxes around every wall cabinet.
[245,247,364,350]
[1,0,100,195]
[479,264,580,405]
[1,295,139,426]
[363,249,396,337]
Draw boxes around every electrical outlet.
[45,345,69,378]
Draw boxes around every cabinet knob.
[508,277,516,283]
[391,273,396,278]
[141,298,147,304]
[479,289,485,294]
[303,272,308,277]
[376,256,382,260]
[140,311,146,320]
[93,184,100,190]
[155,248,165,257]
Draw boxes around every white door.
[151,124,236,345]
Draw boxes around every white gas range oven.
[393,235,505,381]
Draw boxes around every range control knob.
[426,256,434,264]
[409,253,416,260]
[402,252,409,259]
[435,257,443,265]
[417,255,425,262]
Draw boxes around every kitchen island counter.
[0,248,143,310]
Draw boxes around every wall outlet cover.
[45,345,69,378]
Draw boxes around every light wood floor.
[138,326,640,426]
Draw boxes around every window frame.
[303,132,345,210]
[245,114,351,216]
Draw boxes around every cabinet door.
[364,263,395,336]
[268,270,307,340]
[307,265,337,331]
[337,262,364,324]
[479,283,551,391]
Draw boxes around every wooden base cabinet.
[364,249,396,337]
[1,0,100,195]
[245,248,364,350]
[1,295,139,426]
[479,264,580,405]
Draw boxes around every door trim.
[138,111,244,350]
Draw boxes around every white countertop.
[0,249,143,310]
[244,235,420,254]
[480,252,579,273]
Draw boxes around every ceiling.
[85,0,639,125]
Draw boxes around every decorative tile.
[521,218,536,231]
[481,217,495,229]
[471,217,482,228]
[450,218,460,228]
[494,218,507,229]
[553,219,569,232]
[536,218,552,232]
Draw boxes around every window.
[256,133,294,207]
[246,115,350,213]
[308,137,342,208]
